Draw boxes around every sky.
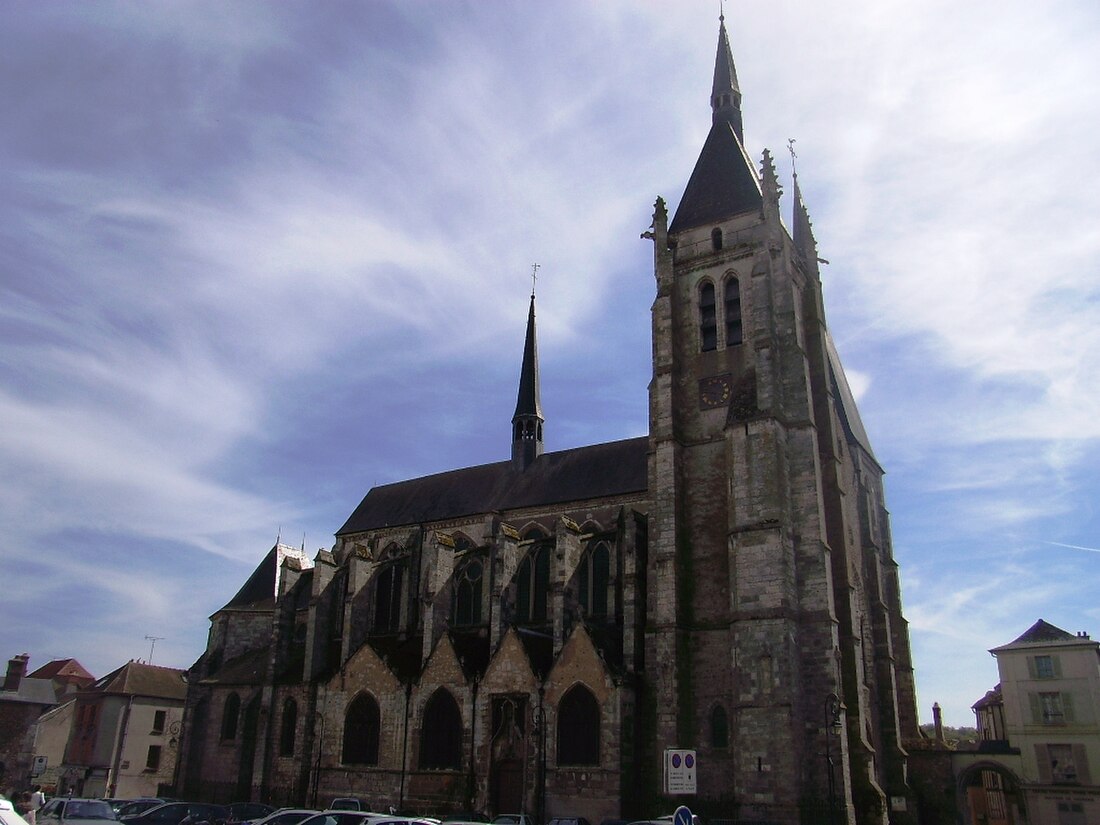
[1,0,1098,729]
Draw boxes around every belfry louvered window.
[700,282,717,351]
[725,276,742,345]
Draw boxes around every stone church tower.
[644,15,919,823]
[175,16,920,825]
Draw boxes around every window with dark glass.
[711,227,723,251]
[342,693,380,765]
[221,693,240,740]
[145,745,161,771]
[419,689,462,769]
[578,542,610,618]
[700,282,717,351]
[725,277,742,346]
[374,553,405,633]
[454,557,484,626]
[710,705,729,748]
[152,710,166,734]
[516,546,549,624]
[280,698,298,757]
[557,685,599,765]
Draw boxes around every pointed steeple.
[711,12,744,141]
[669,14,761,234]
[792,172,818,260]
[511,293,544,470]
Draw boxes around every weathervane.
[531,263,540,298]
[787,137,798,177]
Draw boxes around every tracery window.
[453,556,484,626]
[577,542,610,618]
[342,693,380,765]
[221,693,240,741]
[700,282,717,351]
[420,688,462,770]
[557,685,599,765]
[279,698,297,757]
[516,545,549,624]
[725,276,743,346]
[374,544,407,633]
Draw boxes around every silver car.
[38,799,118,825]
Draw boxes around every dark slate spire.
[512,293,544,470]
[792,170,817,261]
[711,13,743,140]
[669,15,762,234]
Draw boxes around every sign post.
[664,748,697,795]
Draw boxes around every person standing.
[28,785,45,825]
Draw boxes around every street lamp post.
[824,692,844,825]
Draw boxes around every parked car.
[226,805,274,825]
[0,798,31,825]
[38,798,117,825]
[120,803,228,825]
[249,810,318,825]
[297,812,380,825]
[491,815,536,825]
[546,817,590,825]
[439,815,488,824]
[114,803,166,820]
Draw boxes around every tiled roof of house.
[28,658,95,685]
[89,661,186,700]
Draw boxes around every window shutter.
[1029,692,1041,723]
[1052,655,1062,678]
[1027,657,1037,678]
[1035,744,1052,782]
[1073,743,1091,784]
[1062,692,1075,722]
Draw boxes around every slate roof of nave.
[197,645,271,686]
[338,436,649,535]
[825,330,877,463]
[222,544,278,611]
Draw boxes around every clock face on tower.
[699,374,733,409]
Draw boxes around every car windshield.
[66,803,116,821]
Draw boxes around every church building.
[177,16,921,825]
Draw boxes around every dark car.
[115,803,165,820]
[121,803,229,825]
[226,806,274,825]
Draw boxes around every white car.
[38,799,118,825]
[0,798,31,825]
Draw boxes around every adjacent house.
[955,620,1099,825]
[60,661,186,798]
[0,655,64,792]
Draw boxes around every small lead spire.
[711,11,743,140]
[511,286,544,471]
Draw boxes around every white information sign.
[32,755,47,776]
[664,748,697,794]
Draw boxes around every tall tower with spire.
[644,15,919,825]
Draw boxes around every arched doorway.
[490,696,528,815]
[958,762,1027,825]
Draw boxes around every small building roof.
[0,676,58,706]
[990,619,1094,652]
[89,661,187,701]
[28,658,95,686]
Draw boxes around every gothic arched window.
[420,688,462,770]
[516,545,549,624]
[221,693,240,741]
[454,557,484,626]
[578,542,610,618]
[557,685,600,765]
[710,704,729,748]
[725,276,743,346]
[279,698,297,757]
[342,693,380,765]
[700,282,717,351]
[374,545,407,633]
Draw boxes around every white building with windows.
[954,620,1100,825]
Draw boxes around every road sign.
[664,748,697,794]
[32,755,47,776]
[673,806,693,825]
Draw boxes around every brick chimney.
[4,654,30,692]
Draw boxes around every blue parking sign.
[674,806,693,825]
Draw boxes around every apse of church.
[176,16,920,825]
